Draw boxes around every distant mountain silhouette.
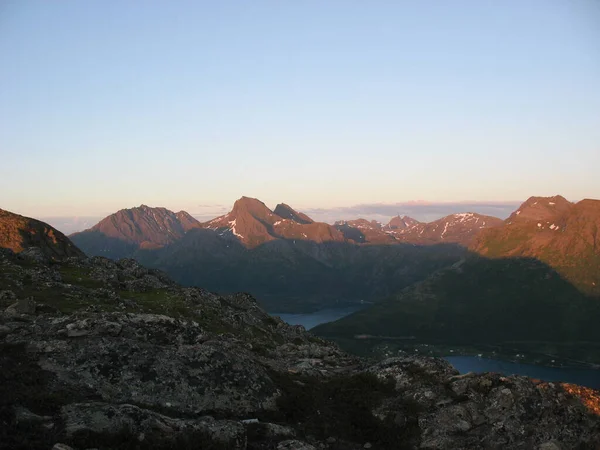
[335,213,502,245]
[0,208,84,259]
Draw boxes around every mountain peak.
[71,205,200,257]
[203,198,343,247]
[232,197,272,216]
[510,195,573,222]
[273,203,314,224]
[385,215,421,230]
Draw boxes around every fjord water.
[446,356,600,390]
[271,305,367,331]
[272,308,600,390]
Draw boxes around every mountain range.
[335,212,502,246]
[70,197,498,311]
[70,196,503,256]
[66,195,600,314]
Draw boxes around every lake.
[270,305,365,330]
[446,356,600,390]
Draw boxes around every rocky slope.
[1,247,600,449]
[70,205,201,259]
[471,196,600,296]
[0,208,84,260]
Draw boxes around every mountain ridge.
[70,204,202,258]
[0,208,84,259]
[471,195,600,295]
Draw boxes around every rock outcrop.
[1,248,599,449]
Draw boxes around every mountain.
[471,196,600,296]
[0,208,84,259]
[273,202,314,224]
[70,204,201,259]
[68,197,506,312]
[384,215,421,230]
[387,212,503,245]
[1,238,599,449]
[314,254,600,364]
[137,234,466,312]
[334,213,502,246]
[202,196,344,247]
[334,219,397,244]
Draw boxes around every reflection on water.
[446,356,600,390]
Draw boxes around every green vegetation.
[119,290,189,317]
[314,256,600,363]
[59,266,104,289]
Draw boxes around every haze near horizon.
[1,0,599,218]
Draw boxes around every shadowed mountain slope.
[471,196,600,295]
[314,254,600,363]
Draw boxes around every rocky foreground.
[1,248,599,449]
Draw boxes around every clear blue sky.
[1,0,599,217]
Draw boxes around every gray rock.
[0,290,16,301]
[278,440,316,450]
[14,406,52,424]
[5,297,36,316]
[538,442,562,450]
[61,402,247,448]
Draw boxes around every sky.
[1,0,599,220]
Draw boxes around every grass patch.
[119,290,190,317]
[59,266,104,289]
